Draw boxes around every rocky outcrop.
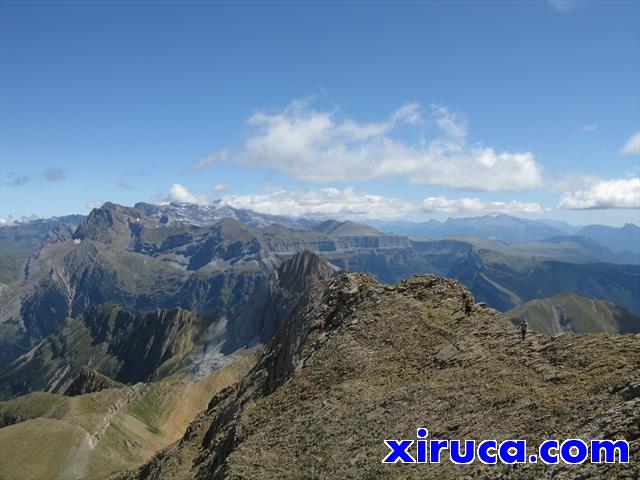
[120,273,640,480]
[63,366,123,396]
[276,249,339,292]
[73,202,145,245]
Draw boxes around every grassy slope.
[0,354,255,480]
[0,251,21,286]
[508,291,640,334]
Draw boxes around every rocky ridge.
[63,366,125,396]
[119,270,640,479]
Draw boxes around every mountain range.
[1,202,639,479]
[1,202,638,372]
[369,214,640,254]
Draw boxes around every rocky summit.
[63,366,124,396]
[119,269,640,479]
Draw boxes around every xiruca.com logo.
[383,428,630,465]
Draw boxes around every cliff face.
[0,251,337,400]
[0,305,212,398]
[120,273,640,480]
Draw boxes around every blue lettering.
[450,439,475,464]
[539,440,559,464]
[429,440,449,463]
[591,440,629,464]
[382,440,415,463]
[499,440,526,464]
[477,440,498,464]
[560,439,588,464]
[416,428,428,463]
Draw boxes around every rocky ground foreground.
[119,268,639,479]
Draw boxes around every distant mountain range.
[577,223,640,254]
[1,203,638,479]
[368,214,640,255]
[1,202,638,398]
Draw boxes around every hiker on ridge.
[462,292,474,316]
[519,319,528,342]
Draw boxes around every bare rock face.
[0,251,338,400]
[63,366,123,396]
[276,249,339,293]
[73,201,145,246]
[0,306,214,398]
[119,273,640,480]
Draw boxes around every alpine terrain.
[118,268,640,479]
[0,204,638,479]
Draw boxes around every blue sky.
[1,0,639,226]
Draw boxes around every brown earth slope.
[119,272,640,480]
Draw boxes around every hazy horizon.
[1,198,638,229]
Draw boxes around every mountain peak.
[74,202,144,244]
[63,366,123,396]
[277,250,338,291]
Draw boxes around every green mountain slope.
[508,292,640,334]
[0,251,20,287]
[0,355,254,480]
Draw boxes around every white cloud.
[190,148,229,171]
[431,105,468,138]
[117,179,132,190]
[168,184,210,205]
[620,132,640,156]
[221,188,415,219]
[217,187,547,219]
[43,168,67,182]
[391,103,424,125]
[0,214,42,224]
[421,197,548,214]
[546,173,602,193]
[212,183,226,193]
[199,99,543,192]
[559,178,640,209]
